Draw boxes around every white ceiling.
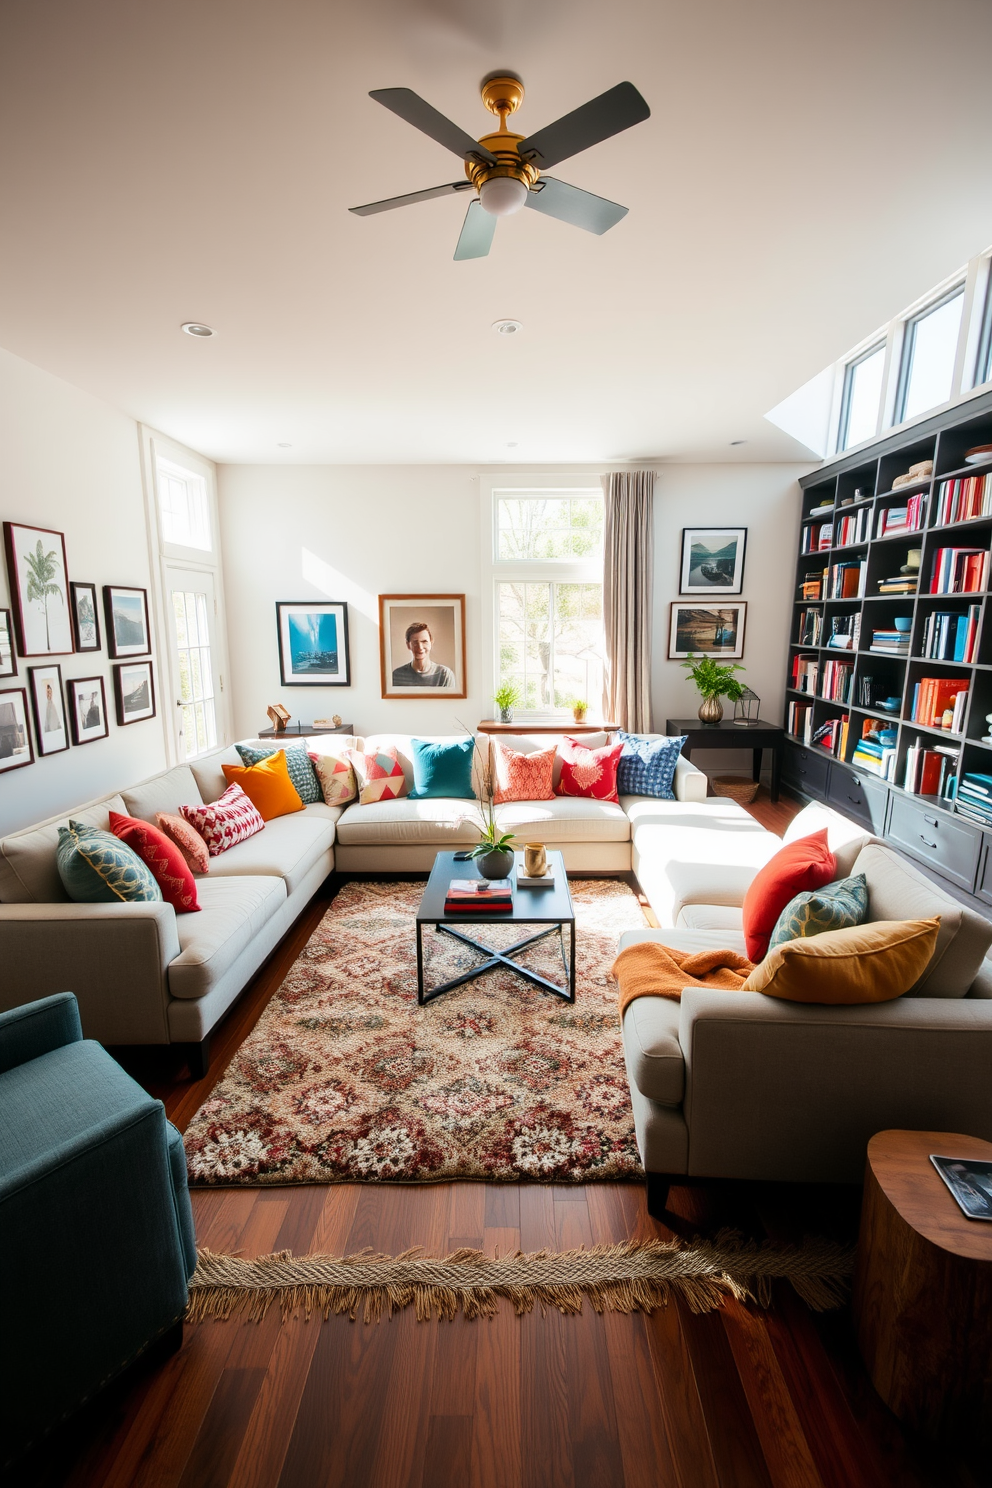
[1,0,991,466]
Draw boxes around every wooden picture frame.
[379,594,467,698]
[679,526,747,595]
[0,686,34,771]
[0,608,15,677]
[113,660,156,726]
[70,581,102,652]
[668,602,747,659]
[67,675,110,745]
[27,662,70,754]
[104,585,151,658]
[3,522,73,656]
[276,602,351,687]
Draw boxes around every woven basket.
[710,775,759,805]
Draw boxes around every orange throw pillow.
[742,829,836,961]
[222,747,304,821]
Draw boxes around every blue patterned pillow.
[769,873,869,951]
[616,732,686,799]
[236,742,321,804]
[57,821,163,904]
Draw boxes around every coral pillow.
[222,747,304,821]
[308,749,358,807]
[181,784,265,856]
[555,737,623,803]
[493,741,556,803]
[344,745,408,805]
[743,918,940,1004]
[742,829,837,961]
[156,812,210,874]
[109,811,200,913]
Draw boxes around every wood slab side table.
[853,1129,992,1447]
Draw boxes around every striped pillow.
[180,783,265,856]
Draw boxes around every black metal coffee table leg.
[418,920,575,1002]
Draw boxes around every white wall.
[0,347,167,835]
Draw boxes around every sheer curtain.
[601,470,654,732]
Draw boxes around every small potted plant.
[571,698,588,724]
[465,728,517,877]
[493,681,520,725]
[680,654,745,725]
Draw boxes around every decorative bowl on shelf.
[964,445,992,465]
[893,617,912,633]
[877,698,901,713]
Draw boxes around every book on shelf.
[935,473,992,526]
[876,577,918,595]
[834,507,872,547]
[797,607,823,645]
[819,658,854,703]
[828,613,861,650]
[876,492,927,539]
[800,569,825,600]
[790,654,819,693]
[903,743,959,796]
[826,560,866,598]
[928,546,989,595]
[909,678,969,731]
[811,714,849,757]
[868,628,910,654]
[853,739,897,779]
[787,701,814,743]
[920,605,980,663]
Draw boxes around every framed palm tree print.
[3,523,72,656]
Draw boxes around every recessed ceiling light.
[506,441,518,448]
[181,322,214,338]
[492,319,522,336]
[277,442,292,448]
[729,439,747,446]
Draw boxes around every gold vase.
[697,695,724,725]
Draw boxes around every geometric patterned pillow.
[492,741,556,803]
[56,821,164,905]
[343,745,408,805]
[235,742,321,804]
[615,732,686,799]
[308,749,358,806]
[180,783,265,856]
[768,873,869,952]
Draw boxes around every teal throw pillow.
[409,736,476,799]
[768,873,869,951]
[57,821,164,905]
[236,742,321,803]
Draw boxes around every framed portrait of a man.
[276,601,351,687]
[379,595,466,699]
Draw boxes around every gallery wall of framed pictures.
[668,527,749,660]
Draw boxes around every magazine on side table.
[930,1154,992,1220]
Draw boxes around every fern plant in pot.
[681,654,745,725]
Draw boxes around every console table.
[477,720,618,734]
[257,723,354,738]
[665,718,784,802]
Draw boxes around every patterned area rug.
[184,878,649,1186]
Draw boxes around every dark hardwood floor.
[13,788,986,1487]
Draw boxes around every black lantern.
[733,686,760,726]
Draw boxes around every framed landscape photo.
[679,527,747,595]
[104,585,150,658]
[67,675,109,745]
[668,603,747,660]
[0,686,34,772]
[0,609,15,676]
[379,594,466,699]
[3,522,72,656]
[113,660,156,726]
[27,662,69,755]
[276,601,351,687]
[70,581,101,652]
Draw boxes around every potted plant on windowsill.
[571,698,588,724]
[680,654,746,725]
[493,682,520,725]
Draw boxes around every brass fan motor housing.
[466,73,539,193]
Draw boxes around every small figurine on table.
[266,704,291,734]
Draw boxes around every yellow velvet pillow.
[742,917,941,1005]
[222,747,304,820]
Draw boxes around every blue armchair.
[0,993,197,1467]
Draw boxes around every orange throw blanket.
[612,942,756,1017]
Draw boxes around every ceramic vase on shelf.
[477,848,514,880]
[697,695,724,725]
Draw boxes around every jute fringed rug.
[184,878,649,1186]
[187,1234,856,1324]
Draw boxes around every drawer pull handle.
[924,815,939,827]
[847,795,862,805]
[920,836,937,849]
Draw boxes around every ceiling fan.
[349,73,650,260]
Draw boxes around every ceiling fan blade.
[525,177,628,235]
[349,181,473,217]
[517,81,650,169]
[453,199,496,260]
[370,88,497,165]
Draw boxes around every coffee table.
[415,850,576,1005]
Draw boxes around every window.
[896,286,965,424]
[976,271,992,389]
[170,578,218,759]
[496,494,603,560]
[838,342,885,450]
[157,458,212,550]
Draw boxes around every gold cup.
[523,843,547,877]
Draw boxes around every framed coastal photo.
[679,527,747,595]
[0,609,15,677]
[27,663,69,755]
[67,675,109,745]
[70,582,101,652]
[668,603,747,660]
[379,594,466,699]
[276,601,351,687]
[104,585,150,658]
[113,660,156,725]
[3,522,72,656]
[0,687,34,772]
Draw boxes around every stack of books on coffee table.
[443,878,513,913]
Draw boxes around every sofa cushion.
[56,822,163,905]
[677,904,745,933]
[188,745,245,805]
[235,742,321,804]
[204,808,337,892]
[345,744,409,805]
[336,798,484,847]
[309,748,358,806]
[625,797,779,926]
[782,801,872,878]
[358,734,490,799]
[617,926,749,957]
[742,830,836,961]
[556,737,623,803]
[156,813,211,874]
[495,796,631,843]
[492,740,556,803]
[120,765,204,825]
[622,996,684,1106]
[168,875,287,999]
[181,784,266,855]
[409,736,475,799]
[768,873,868,951]
[616,731,685,799]
[0,795,129,904]
[744,917,941,1005]
[222,749,305,820]
[486,732,610,790]
[109,812,200,913]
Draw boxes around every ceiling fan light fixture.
[478,175,528,217]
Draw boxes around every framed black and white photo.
[27,663,69,755]
[113,660,156,725]
[67,675,109,745]
[3,522,72,656]
[0,609,15,677]
[104,585,151,658]
[0,686,34,772]
[70,582,101,652]
[668,603,747,660]
[276,601,351,687]
[379,595,466,699]
[679,527,747,595]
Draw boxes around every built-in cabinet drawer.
[782,742,829,799]
[826,765,888,835]
[974,839,992,907]
[886,794,981,892]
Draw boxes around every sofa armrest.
[673,754,708,803]
[0,903,181,1045]
[678,989,992,1183]
[0,992,83,1075]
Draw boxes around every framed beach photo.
[27,663,69,755]
[679,527,747,595]
[379,594,466,699]
[113,660,156,726]
[70,581,101,652]
[276,601,351,687]
[0,687,34,772]
[67,675,109,745]
[3,522,72,656]
[0,609,15,677]
[668,603,747,660]
[104,585,151,658]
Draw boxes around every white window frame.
[893,280,967,426]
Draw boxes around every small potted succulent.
[680,654,746,725]
[571,698,588,724]
[493,681,520,725]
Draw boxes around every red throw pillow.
[555,737,624,803]
[109,811,200,913]
[742,829,837,961]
